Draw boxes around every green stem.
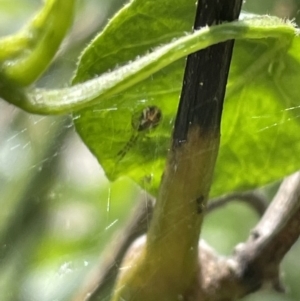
[147,128,220,283]
[2,16,296,115]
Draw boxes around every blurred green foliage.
[0,1,299,301]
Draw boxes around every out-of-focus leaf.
[0,0,76,86]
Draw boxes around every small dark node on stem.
[250,229,260,240]
[196,195,205,214]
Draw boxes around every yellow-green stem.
[112,127,220,301]
[147,127,220,288]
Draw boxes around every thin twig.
[197,171,300,300]
[208,191,268,216]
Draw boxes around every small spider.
[117,106,162,160]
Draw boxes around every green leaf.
[1,0,298,198]
[0,0,76,86]
[72,0,197,193]
[72,1,300,197]
[215,36,300,196]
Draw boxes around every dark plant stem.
[144,0,243,299]
[174,0,243,146]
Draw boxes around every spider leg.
[117,133,139,161]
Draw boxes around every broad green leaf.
[215,37,300,195]
[1,0,298,198]
[72,0,197,193]
[72,1,300,197]
[0,0,76,86]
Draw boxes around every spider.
[117,105,162,160]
